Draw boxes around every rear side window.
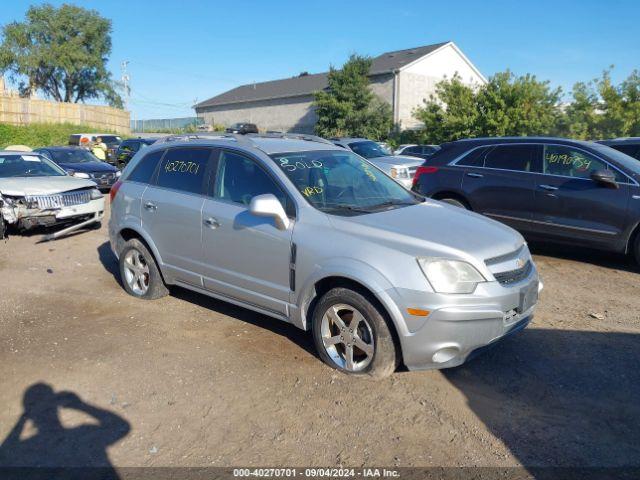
[404,146,422,154]
[128,150,164,184]
[611,144,640,160]
[156,148,212,194]
[484,145,539,172]
[457,146,489,167]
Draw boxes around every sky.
[2,0,639,120]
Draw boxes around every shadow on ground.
[96,241,317,358]
[0,383,130,479]
[444,328,640,469]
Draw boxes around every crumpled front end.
[0,188,105,239]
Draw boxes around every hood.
[368,155,424,168]
[328,200,524,266]
[57,161,117,173]
[0,176,97,196]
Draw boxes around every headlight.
[417,258,486,294]
[115,170,122,177]
[89,188,103,200]
[72,172,91,179]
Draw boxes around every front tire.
[119,238,168,300]
[311,287,398,378]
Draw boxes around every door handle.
[203,217,220,229]
[539,184,558,191]
[143,201,157,211]
[466,172,484,178]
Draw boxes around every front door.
[461,144,540,232]
[200,149,294,316]
[530,144,630,249]
[140,146,214,286]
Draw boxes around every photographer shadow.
[0,383,130,478]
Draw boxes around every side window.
[457,146,489,167]
[405,146,421,154]
[215,150,292,215]
[612,144,640,160]
[127,149,164,184]
[484,145,538,172]
[156,148,212,194]
[543,145,619,180]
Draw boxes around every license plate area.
[519,281,538,313]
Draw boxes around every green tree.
[0,3,123,108]
[413,71,562,143]
[313,54,392,139]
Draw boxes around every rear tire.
[311,287,398,379]
[438,197,469,209]
[119,238,168,300]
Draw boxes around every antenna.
[120,60,131,111]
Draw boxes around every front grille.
[26,190,92,209]
[91,172,116,181]
[494,260,533,286]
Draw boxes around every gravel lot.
[1,201,639,472]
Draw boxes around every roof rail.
[153,132,334,148]
[154,132,253,146]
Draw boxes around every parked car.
[395,144,441,160]
[109,134,540,378]
[413,136,640,262]
[115,138,158,168]
[597,138,640,161]
[329,138,423,189]
[225,123,259,135]
[0,151,105,239]
[34,146,121,192]
[69,133,122,164]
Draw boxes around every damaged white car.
[0,151,105,240]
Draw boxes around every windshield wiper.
[321,204,373,214]
[364,200,417,210]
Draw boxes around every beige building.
[194,41,486,133]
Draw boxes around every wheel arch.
[114,226,167,281]
[431,190,472,209]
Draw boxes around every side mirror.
[591,169,619,189]
[249,194,290,230]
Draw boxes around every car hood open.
[0,176,97,196]
[328,200,524,265]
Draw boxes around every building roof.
[195,42,450,109]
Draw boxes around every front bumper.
[13,197,105,231]
[385,266,541,370]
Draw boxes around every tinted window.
[484,145,538,171]
[348,141,391,159]
[128,150,164,184]
[611,144,640,160]
[457,146,489,167]
[404,146,422,154]
[156,148,211,194]
[216,150,290,211]
[49,149,97,164]
[543,144,625,181]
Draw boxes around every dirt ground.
[0,201,639,472]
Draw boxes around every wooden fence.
[0,94,130,134]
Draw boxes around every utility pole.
[120,60,131,112]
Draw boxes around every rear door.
[530,144,630,248]
[200,149,294,316]
[460,144,540,232]
[140,147,214,286]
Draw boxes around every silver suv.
[109,134,541,378]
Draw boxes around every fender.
[113,220,168,278]
[291,257,409,337]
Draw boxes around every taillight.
[412,166,439,187]
[110,180,122,203]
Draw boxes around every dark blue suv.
[413,137,640,262]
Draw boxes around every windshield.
[0,154,67,178]
[348,141,391,159]
[590,143,640,174]
[100,135,121,145]
[48,149,98,164]
[270,150,420,215]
